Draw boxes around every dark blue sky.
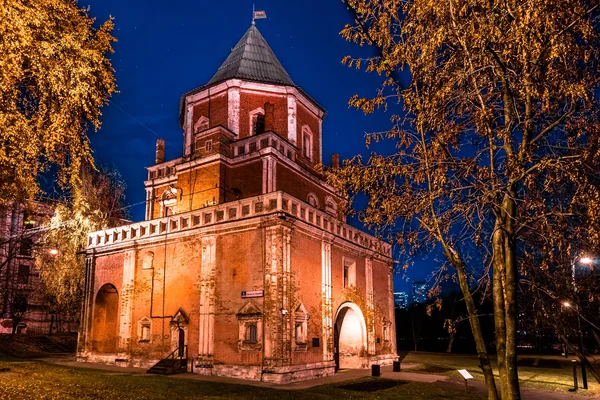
[84,0,431,297]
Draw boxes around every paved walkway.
[41,356,594,400]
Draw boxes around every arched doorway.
[91,284,119,353]
[334,302,368,370]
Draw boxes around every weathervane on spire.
[252,4,267,25]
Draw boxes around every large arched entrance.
[334,302,368,370]
[91,284,119,353]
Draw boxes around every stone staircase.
[147,358,187,375]
[147,346,188,375]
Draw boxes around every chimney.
[156,139,165,164]
[331,153,340,169]
[264,102,275,132]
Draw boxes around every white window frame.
[307,192,319,208]
[142,251,154,270]
[138,316,152,342]
[294,303,310,351]
[325,196,337,216]
[194,116,209,133]
[302,125,313,161]
[343,257,356,288]
[160,188,178,217]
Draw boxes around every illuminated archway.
[334,302,368,369]
[91,283,119,353]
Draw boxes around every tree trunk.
[503,193,521,400]
[451,252,499,400]
[446,331,455,353]
[492,223,509,399]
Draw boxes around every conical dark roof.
[207,23,295,87]
[179,24,324,127]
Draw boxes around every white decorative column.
[198,235,216,363]
[227,87,240,135]
[263,225,292,366]
[365,257,375,355]
[321,238,333,361]
[318,118,323,164]
[388,264,397,354]
[287,95,297,145]
[185,103,193,156]
[264,226,278,363]
[281,226,292,364]
[262,157,277,194]
[119,249,136,349]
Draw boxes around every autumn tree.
[35,165,128,328]
[326,1,600,399]
[0,0,117,207]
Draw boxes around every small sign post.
[457,369,474,394]
[241,290,264,298]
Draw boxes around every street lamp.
[48,248,59,256]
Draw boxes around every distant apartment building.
[393,292,408,309]
[0,201,55,334]
[412,282,428,304]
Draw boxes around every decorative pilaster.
[365,257,375,355]
[321,238,333,361]
[262,156,277,194]
[227,87,240,135]
[281,226,292,364]
[287,95,297,145]
[263,224,292,366]
[119,249,136,349]
[388,264,397,355]
[185,104,194,156]
[79,253,96,354]
[198,235,216,363]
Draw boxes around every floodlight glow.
[580,257,593,265]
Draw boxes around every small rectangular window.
[19,239,33,257]
[248,324,257,343]
[343,258,356,288]
[205,140,213,152]
[17,264,29,284]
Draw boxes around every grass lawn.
[400,351,600,397]
[0,358,483,400]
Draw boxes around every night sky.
[84,0,433,298]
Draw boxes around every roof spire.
[207,22,294,87]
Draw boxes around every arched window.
[325,196,337,216]
[307,193,319,208]
[302,125,313,161]
[142,251,154,270]
[249,107,265,136]
[161,188,178,217]
[194,116,209,133]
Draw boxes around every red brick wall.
[192,94,228,129]
[213,228,264,365]
[239,92,287,139]
[296,103,321,165]
[276,164,331,211]
[290,231,325,365]
[225,160,263,201]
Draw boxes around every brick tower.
[78,23,396,383]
